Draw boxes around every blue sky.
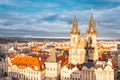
[0,0,120,39]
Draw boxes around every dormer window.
[42,65,44,69]
[34,66,38,70]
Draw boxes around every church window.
[73,37,75,43]
[88,37,92,45]
[65,77,66,79]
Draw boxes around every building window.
[72,77,74,80]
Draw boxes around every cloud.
[103,0,120,2]
[0,0,29,8]
[0,0,59,10]
[0,0,120,39]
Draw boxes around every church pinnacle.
[70,16,80,34]
[88,14,97,32]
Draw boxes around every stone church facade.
[61,15,114,80]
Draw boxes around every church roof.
[70,16,80,34]
[87,14,97,33]
[89,14,96,31]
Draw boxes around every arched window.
[67,77,69,79]
[73,37,75,43]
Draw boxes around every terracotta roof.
[110,58,118,69]
[58,55,68,67]
[11,56,45,71]
[31,46,41,51]
[67,63,75,69]
[76,64,82,70]
[9,54,17,58]
[28,53,49,61]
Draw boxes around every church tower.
[69,16,86,65]
[70,16,80,47]
[86,14,98,61]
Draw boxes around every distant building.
[0,57,8,77]
[117,44,120,50]
[118,54,120,69]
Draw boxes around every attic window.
[35,66,38,70]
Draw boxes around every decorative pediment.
[96,67,103,71]
[104,65,113,71]
[82,66,88,70]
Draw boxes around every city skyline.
[0,0,120,39]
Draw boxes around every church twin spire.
[71,14,97,35]
[69,14,98,64]
[87,14,98,34]
[70,16,80,34]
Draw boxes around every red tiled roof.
[9,54,17,58]
[76,64,82,70]
[110,58,118,69]
[58,55,68,67]
[31,46,41,51]
[11,56,45,71]
[67,63,75,69]
[28,53,49,61]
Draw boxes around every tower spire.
[88,14,97,32]
[71,16,80,34]
[86,14,98,61]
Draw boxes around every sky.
[0,0,120,39]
